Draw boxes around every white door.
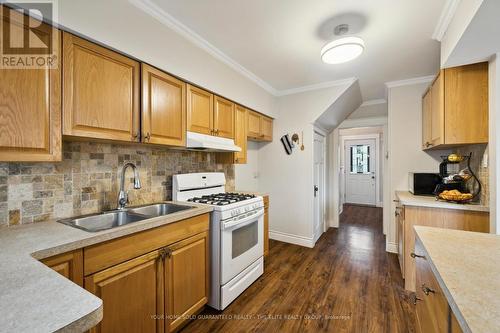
[345,139,376,205]
[313,132,325,243]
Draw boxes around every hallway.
[182,205,416,333]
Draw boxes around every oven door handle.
[222,208,264,230]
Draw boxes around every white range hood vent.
[186,131,242,152]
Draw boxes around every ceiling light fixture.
[321,24,365,64]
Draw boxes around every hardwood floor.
[181,204,416,333]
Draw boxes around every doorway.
[345,138,377,206]
[313,131,326,243]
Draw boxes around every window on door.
[350,145,371,174]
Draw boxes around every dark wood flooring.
[182,204,416,333]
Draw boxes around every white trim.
[130,0,278,95]
[269,230,315,248]
[432,0,461,42]
[385,75,435,88]
[386,241,398,254]
[276,77,357,96]
[131,0,358,98]
[377,201,383,208]
[360,99,387,107]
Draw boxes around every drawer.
[84,213,209,275]
[415,238,448,333]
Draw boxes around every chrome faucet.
[117,162,141,210]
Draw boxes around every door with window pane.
[345,139,377,205]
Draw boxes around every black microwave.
[408,173,442,196]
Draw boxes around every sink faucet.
[117,162,141,210]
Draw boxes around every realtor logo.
[0,0,58,69]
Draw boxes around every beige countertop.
[0,202,212,333]
[396,191,489,212]
[415,226,500,333]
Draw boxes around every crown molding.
[360,99,387,107]
[385,75,435,88]
[129,0,279,95]
[276,77,358,97]
[432,0,460,41]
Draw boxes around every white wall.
[259,84,351,247]
[386,81,450,252]
[347,102,388,119]
[55,0,276,117]
[234,142,261,192]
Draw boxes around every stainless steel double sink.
[57,203,194,232]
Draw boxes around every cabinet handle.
[421,284,435,295]
[411,293,422,305]
[215,129,219,135]
[425,142,432,148]
[410,252,426,259]
[144,132,151,142]
[132,132,139,141]
[159,247,172,260]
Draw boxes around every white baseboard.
[377,201,383,208]
[386,241,398,253]
[269,230,315,248]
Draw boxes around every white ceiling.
[147,0,446,100]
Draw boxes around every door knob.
[314,185,319,197]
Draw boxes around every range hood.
[186,131,242,152]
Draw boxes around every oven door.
[220,208,264,285]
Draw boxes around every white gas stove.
[173,172,264,310]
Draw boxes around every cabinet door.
[85,250,164,333]
[261,116,273,141]
[430,71,444,146]
[0,8,61,162]
[165,232,209,333]
[247,111,261,139]
[187,85,213,135]
[422,90,432,150]
[62,33,140,142]
[444,62,489,145]
[214,96,235,139]
[415,239,448,333]
[396,206,404,278]
[41,250,83,287]
[234,105,248,163]
[142,64,186,147]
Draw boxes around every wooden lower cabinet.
[41,249,84,287]
[415,238,463,333]
[399,205,489,291]
[263,195,269,257]
[85,250,164,333]
[83,214,210,333]
[165,232,209,332]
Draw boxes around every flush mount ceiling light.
[321,24,365,64]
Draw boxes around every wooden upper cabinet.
[165,232,209,333]
[62,32,140,142]
[142,64,186,147]
[85,250,164,333]
[0,8,61,162]
[422,62,488,150]
[214,96,235,139]
[41,249,84,287]
[445,62,489,145]
[247,111,261,139]
[422,90,432,150]
[187,84,213,135]
[261,116,273,141]
[430,71,444,146]
[234,106,248,163]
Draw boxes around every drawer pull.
[411,293,422,305]
[410,252,425,259]
[422,284,435,295]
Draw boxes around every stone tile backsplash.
[455,144,489,205]
[0,141,234,226]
